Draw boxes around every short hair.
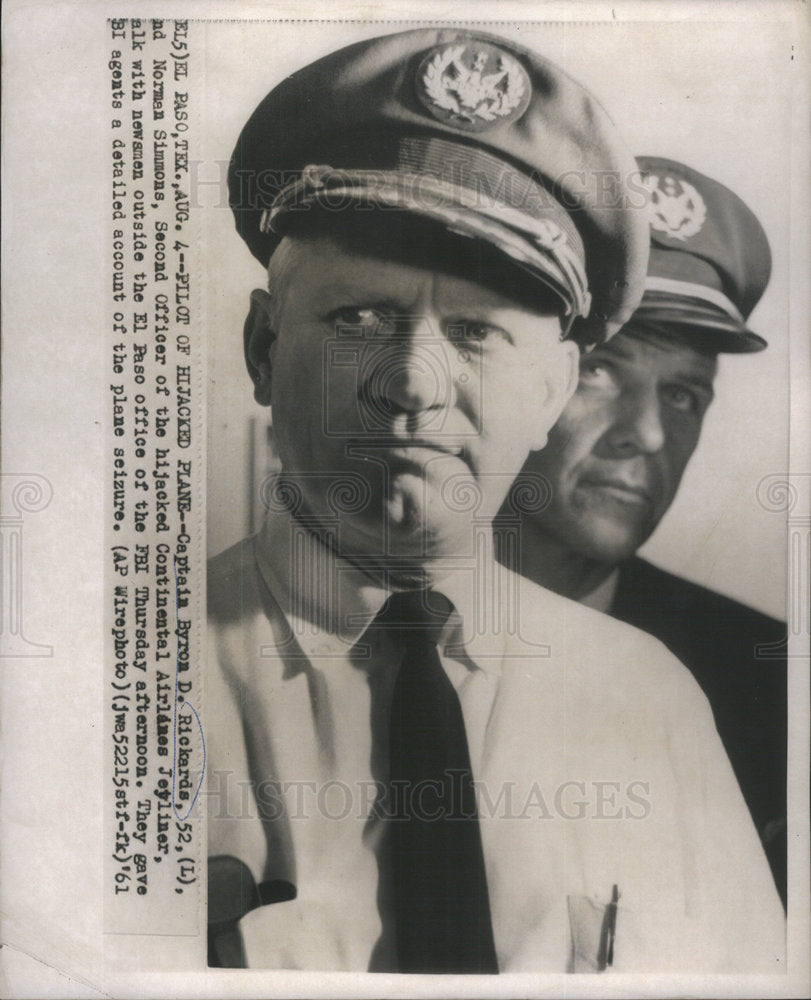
[265,236,313,330]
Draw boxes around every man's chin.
[360,486,478,568]
[383,504,475,557]
[326,480,480,565]
[385,470,476,527]
[571,520,650,566]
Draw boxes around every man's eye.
[663,384,698,412]
[453,322,510,344]
[579,360,612,385]
[327,307,382,329]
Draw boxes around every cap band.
[643,275,745,324]
[257,134,590,328]
[263,167,588,314]
[262,167,590,328]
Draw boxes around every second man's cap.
[634,156,772,352]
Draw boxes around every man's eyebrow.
[317,286,409,311]
[673,371,716,397]
[595,339,634,361]
[594,337,718,390]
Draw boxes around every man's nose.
[361,320,455,418]
[601,385,666,456]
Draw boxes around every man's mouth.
[578,476,653,508]
[348,437,465,459]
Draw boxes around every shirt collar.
[434,556,507,674]
[253,500,507,675]
[253,502,389,660]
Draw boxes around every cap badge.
[417,42,531,131]
[645,173,707,242]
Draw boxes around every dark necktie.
[381,590,498,974]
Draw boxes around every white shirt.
[206,504,785,972]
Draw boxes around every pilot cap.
[228,28,650,345]
[634,156,772,352]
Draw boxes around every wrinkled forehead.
[601,322,720,375]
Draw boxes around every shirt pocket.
[567,890,619,973]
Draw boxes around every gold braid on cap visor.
[260,165,591,336]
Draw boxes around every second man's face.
[520,326,718,565]
[258,235,577,571]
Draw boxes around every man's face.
[256,235,576,571]
[521,326,718,565]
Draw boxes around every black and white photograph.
[1,1,809,997]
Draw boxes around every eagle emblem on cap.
[645,173,707,242]
[417,42,530,131]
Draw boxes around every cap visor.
[632,299,767,353]
[270,171,592,322]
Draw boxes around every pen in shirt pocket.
[567,883,621,972]
[597,883,620,971]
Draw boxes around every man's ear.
[244,289,277,407]
[528,339,580,452]
[559,338,580,409]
